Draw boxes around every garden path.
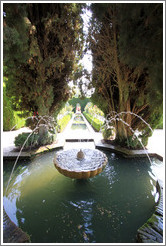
[2,127,164,159]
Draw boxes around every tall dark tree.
[3,3,84,116]
[88,3,163,147]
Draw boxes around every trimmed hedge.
[68,97,91,112]
[3,85,15,131]
[3,82,26,131]
[83,112,103,132]
[57,113,73,132]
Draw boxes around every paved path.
[3,127,164,158]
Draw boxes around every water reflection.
[69,199,95,243]
[3,150,163,243]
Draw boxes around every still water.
[3,150,161,243]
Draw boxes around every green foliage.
[126,136,144,150]
[102,128,114,140]
[68,97,91,112]
[157,116,163,129]
[38,132,56,146]
[3,81,26,131]
[88,3,163,148]
[3,4,29,66]
[13,112,26,130]
[91,93,109,116]
[25,117,38,130]
[14,132,39,149]
[84,102,104,116]
[4,3,85,115]
[56,102,73,117]
[57,113,73,132]
[14,131,56,149]
[3,84,15,131]
[118,3,163,95]
[83,112,103,132]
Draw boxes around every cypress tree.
[88,3,163,147]
[3,3,84,116]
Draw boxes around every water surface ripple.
[3,150,161,243]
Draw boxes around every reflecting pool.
[3,150,162,243]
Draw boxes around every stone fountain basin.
[53,149,108,179]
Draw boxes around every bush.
[113,133,150,150]
[14,131,56,149]
[83,112,103,132]
[14,133,39,149]
[57,113,73,132]
[102,128,115,140]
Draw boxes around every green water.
[71,123,87,130]
[3,150,161,243]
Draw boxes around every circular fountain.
[53,148,108,179]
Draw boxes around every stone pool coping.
[94,139,163,161]
[136,179,163,243]
[3,138,163,243]
[3,138,65,160]
[3,209,30,243]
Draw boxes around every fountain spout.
[77,149,85,160]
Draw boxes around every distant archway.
[76,103,81,113]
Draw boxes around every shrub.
[3,83,26,131]
[113,133,149,150]
[83,112,103,132]
[14,131,56,149]
[57,113,73,132]
[14,132,39,149]
[102,128,115,140]
[3,85,15,131]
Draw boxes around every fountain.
[3,111,163,243]
[54,148,108,179]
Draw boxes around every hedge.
[3,85,16,131]
[57,113,73,132]
[83,112,103,132]
[68,97,91,112]
[3,82,26,131]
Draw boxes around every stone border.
[3,139,65,160]
[3,208,30,243]
[95,140,163,161]
[136,180,163,243]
